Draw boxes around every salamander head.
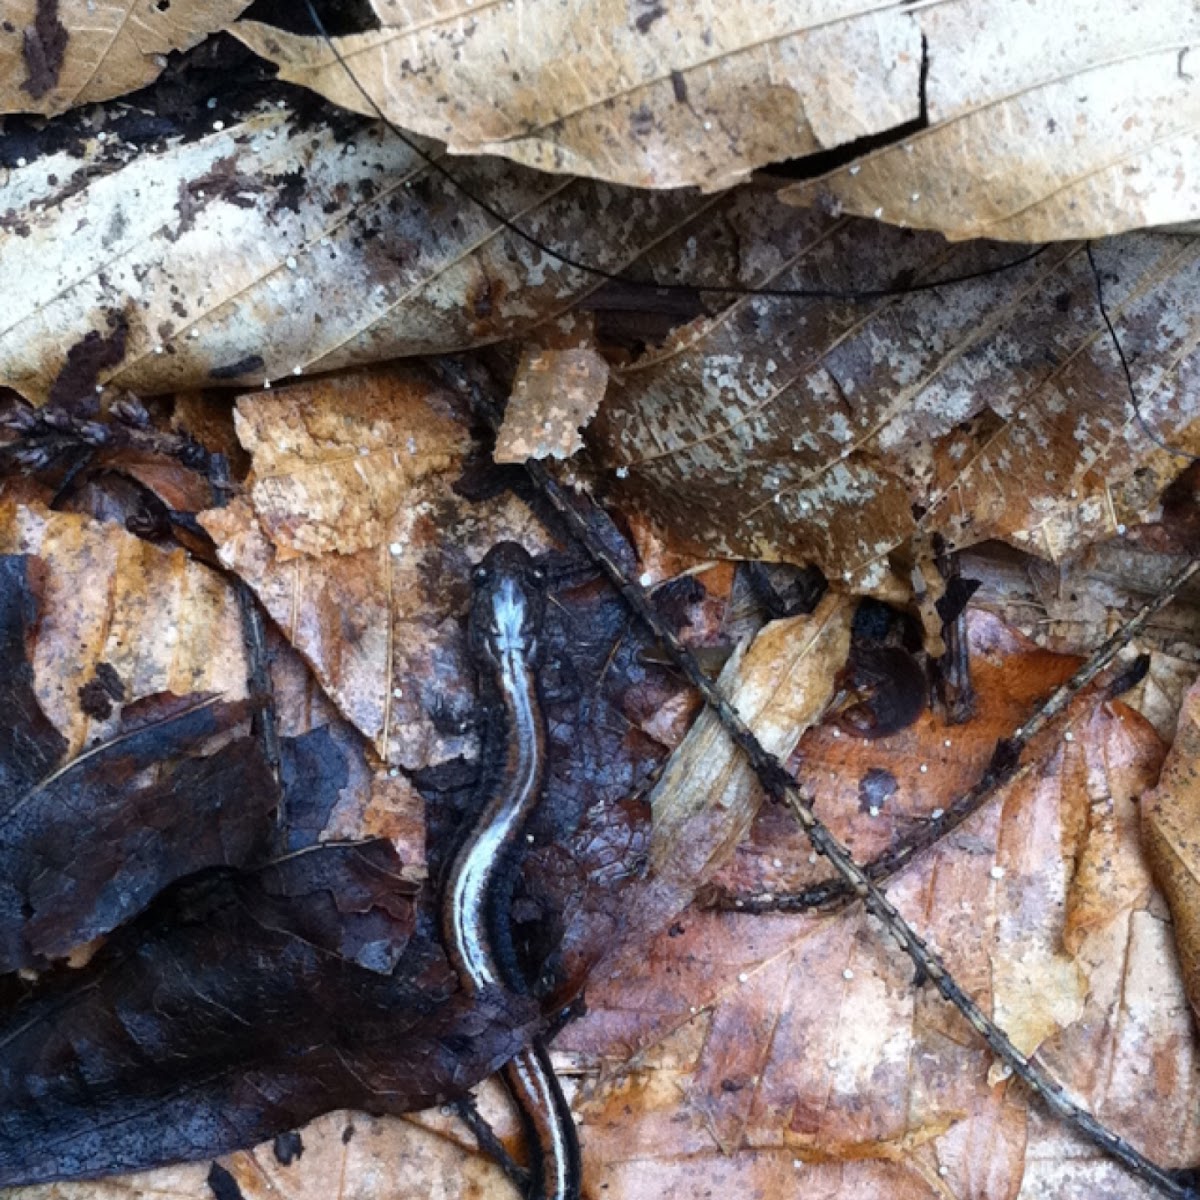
[469,542,547,666]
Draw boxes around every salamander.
[442,541,581,1200]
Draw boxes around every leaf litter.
[2,12,1200,1200]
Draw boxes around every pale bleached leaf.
[495,345,610,463]
[0,0,251,116]
[0,100,707,404]
[783,0,1200,241]
[234,1,920,193]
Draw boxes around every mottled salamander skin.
[443,541,581,1200]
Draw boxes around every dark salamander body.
[443,542,581,1200]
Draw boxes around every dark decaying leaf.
[591,223,1200,586]
[0,552,278,972]
[0,841,537,1187]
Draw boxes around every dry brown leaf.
[783,0,1200,241]
[590,216,1200,589]
[0,0,250,116]
[562,616,1192,1200]
[495,346,610,464]
[1142,674,1200,1023]
[0,498,246,756]
[0,101,706,404]
[233,2,921,193]
[199,367,551,770]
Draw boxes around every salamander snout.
[469,542,547,664]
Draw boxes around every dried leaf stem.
[440,358,1199,1200]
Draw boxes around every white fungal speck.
[212,120,225,132]
[189,328,200,339]
[639,572,652,587]
[389,542,403,556]
[842,968,854,980]
[615,465,629,479]
[737,972,749,984]
[990,865,1006,880]
[1116,523,1127,535]
[15,157,26,167]
[388,766,399,777]
[263,379,271,389]
[943,738,952,747]
[153,345,164,355]
[292,366,302,376]
[869,805,880,817]
[285,255,298,271]
[931,808,944,820]
[832,728,841,738]
[793,1159,804,1170]
[526,833,535,843]
[873,207,883,219]
[703,121,713,131]
[808,852,818,864]
[910,192,920,202]
[1064,730,1074,742]
[848,164,860,175]
[919,763,928,773]
[772,858,782,869]
[392,687,403,699]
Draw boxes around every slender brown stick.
[436,357,1199,1200]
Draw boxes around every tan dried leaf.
[234,2,920,193]
[782,0,1200,241]
[0,499,247,757]
[1142,674,1200,1023]
[598,594,852,978]
[0,104,706,403]
[495,346,610,463]
[0,0,250,116]
[590,211,1200,589]
[199,368,551,770]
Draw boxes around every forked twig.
[712,558,1198,914]
[437,357,1199,1200]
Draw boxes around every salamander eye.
[531,567,546,582]
[472,565,488,583]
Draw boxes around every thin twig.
[714,555,1198,914]
[452,1097,531,1194]
[210,455,284,847]
[437,357,1199,1200]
